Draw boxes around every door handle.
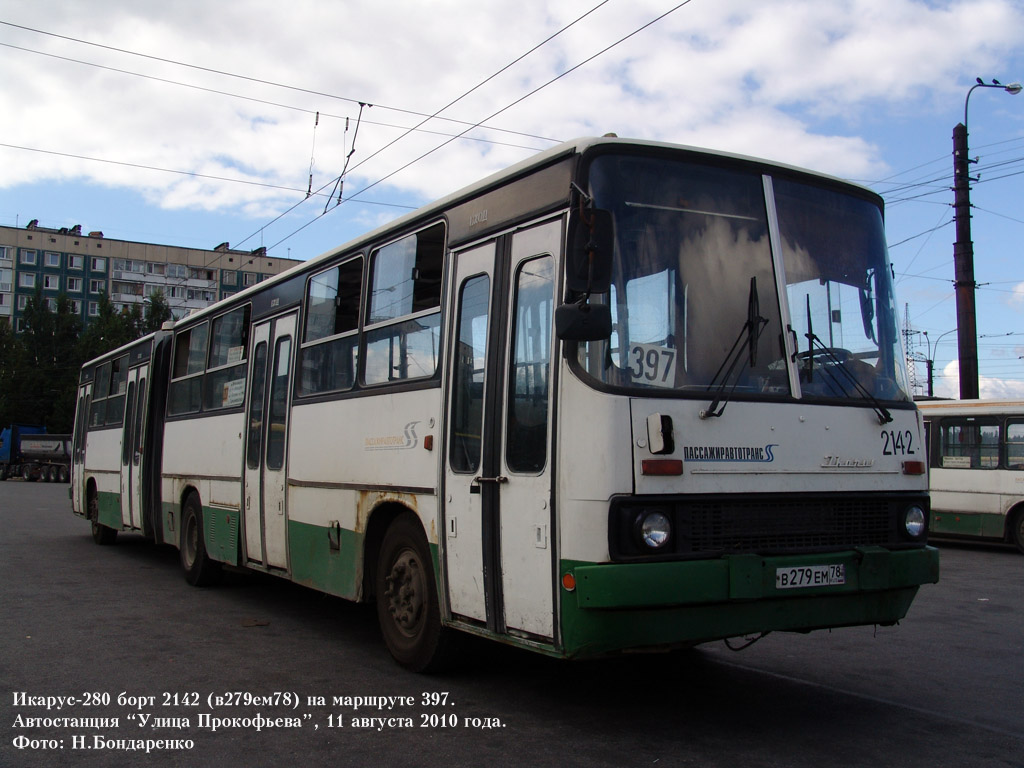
[473,475,508,485]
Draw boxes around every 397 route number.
[628,343,676,388]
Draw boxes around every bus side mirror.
[555,302,612,341]
[565,208,614,294]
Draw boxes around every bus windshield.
[574,153,912,405]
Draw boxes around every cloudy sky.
[1,0,1023,398]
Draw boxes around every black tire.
[0,464,7,481]
[88,487,117,545]
[180,492,222,587]
[22,464,35,482]
[58,465,69,484]
[1010,509,1024,555]
[375,513,450,672]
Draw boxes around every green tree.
[144,289,173,333]
[0,317,25,428]
[76,292,134,364]
[18,289,83,431]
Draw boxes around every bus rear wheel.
[375,513,449,672]
[1011,509,1024,554]
[88,488,117,545]
[180,493,222,587]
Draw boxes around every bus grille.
[684,498,893,554]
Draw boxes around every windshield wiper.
[803,333,893,425]
[798,294,892,424]
[701,277,769,419]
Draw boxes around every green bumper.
[560,546,939,658]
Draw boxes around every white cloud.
[1009,282,1024,306]
[0,0,1021,214]
[936,359,1024,400]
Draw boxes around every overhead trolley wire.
[0,20,559,146]
[0,40,548,154]
[236,0,620,251]
[0,140,416,212]
[261,0,698,253]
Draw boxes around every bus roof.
[917,399,1024,416]
[147,136,881,331]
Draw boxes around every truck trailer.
[0,426,71,482]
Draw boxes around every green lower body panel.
[288,520,364,601]
[161,502,177,546]
[96,491,122,530]
[205,506,239,566]
[930,510,1005,539]
[560,546,939,659]
[159,501,239,565]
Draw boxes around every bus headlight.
[635,510,672,550]
[904,505,926,539]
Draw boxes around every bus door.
[444,220,559,641]
[119,364,147,530]
[243,312,297,571]
[71,383,91,515]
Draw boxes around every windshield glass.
[573,152,912,405]
[774,178,910,402]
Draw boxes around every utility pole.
[951,79,1022,401]
[951,121,978,400]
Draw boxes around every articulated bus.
[71,137,939,670]
[918,399,1024,553]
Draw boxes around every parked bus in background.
[918,399,1024,553]
[72,137,939,671]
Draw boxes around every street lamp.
[921,329,958,397]
[952,78,1022,401]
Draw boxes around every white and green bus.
[919,399,1024,553]
[72,136,939,670]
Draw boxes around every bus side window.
[940,418,999,469]
[299,257,362,395]
[90,362,111,427]
[106,355,128,426]
[364,223,445,386]
[1007,421,1024,470]
[204,305,251,410]
[169,323,209,415]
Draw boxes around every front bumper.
[559,546,939,658]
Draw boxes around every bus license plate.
[775,564,846,589]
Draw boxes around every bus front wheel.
[375,513,449,672]
[180,493,222,587]
[1010,509,1024,555]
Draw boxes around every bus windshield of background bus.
[575,154,912,404]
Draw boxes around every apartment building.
[0,220,303,331]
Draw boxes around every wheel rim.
[384,548,427,639]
